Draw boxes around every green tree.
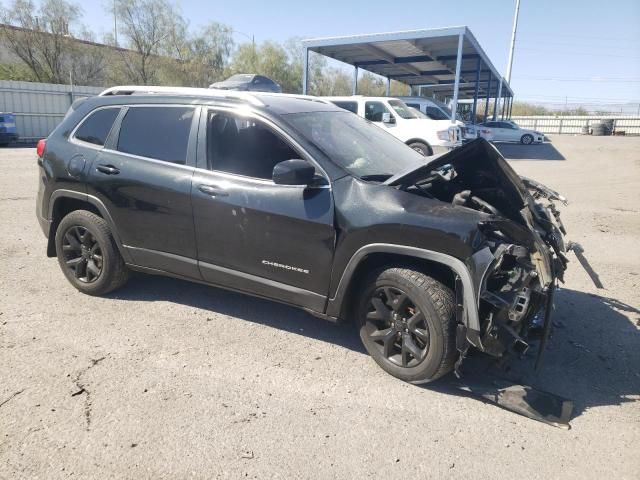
[0,0,103,84]
[229,40,301,93]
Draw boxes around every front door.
[86,105,200,278]
[191,109,335,312]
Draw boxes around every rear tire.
[55,210,129,296]
[407,141,432,156]
[356,267,456,384]
[520,134,534,145]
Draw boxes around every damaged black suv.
[36,86,568,383]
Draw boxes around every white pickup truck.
[323,96,462,156]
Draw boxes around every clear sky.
[75,0,640,109]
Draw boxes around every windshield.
[284,111,425,179]
[409,107,428,119]
[388,100,418,119]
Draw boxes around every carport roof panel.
[302,26,512,99]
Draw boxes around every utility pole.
[505,0,521,84]
[113,0,118,47]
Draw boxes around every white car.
[399,96,477,141]
[323,96,462,156]
[478,120,544,145]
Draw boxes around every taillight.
[36,139,46,158]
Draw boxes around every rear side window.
[117,106,194,163]
[332,101,358,114]
[74,108,120,146]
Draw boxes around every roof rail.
[98,85,265,106]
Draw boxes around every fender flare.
[47,189,132,263]
[326,244,483,335]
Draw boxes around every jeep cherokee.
[36,86,568,384]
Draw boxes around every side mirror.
[382,112,395,124]
[273,159,316,186]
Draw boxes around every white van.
[323,96,462,156]
[398,96,477,141]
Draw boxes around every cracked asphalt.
[1,136,639,479]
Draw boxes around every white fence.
[511,116,640,136]
[0,80,103,142]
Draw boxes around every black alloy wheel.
[363,286,430,368]
[61,225,104,283]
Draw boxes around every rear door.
[86,104,201,278]
[191,108,335,311]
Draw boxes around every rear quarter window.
[74,108,120,146]
[116,106,194,163]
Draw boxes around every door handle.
[198,184,228,197]
[96,164,120,175]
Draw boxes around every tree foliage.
[0,0,105,84]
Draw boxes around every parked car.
[0,112,19,146]
[478,120,544,144]
[36,86,568,384]
[399,96,477,141]
[209,74,282,93]
[324,96,461,156]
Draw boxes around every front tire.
[521,134,534,145]
[357,267,456,384]
[407,141,432,156]
[55,210,129,295]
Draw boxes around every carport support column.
[353,66,358,95]
[493,77,503,120]
[302,47,309,95]
[471,57,481,123]
[385,77,390,96]
[450,32,464,124]
[484,74,492,122]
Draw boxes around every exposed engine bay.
[385,140,569,369]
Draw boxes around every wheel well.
[338,252,456,322]
[405,139,433,155]
[47,197,102,257]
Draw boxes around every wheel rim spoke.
[370,327,397,358]
[64,231,81,251]
[401,333,425,364]
[66,257,83,267]
[370,297,391,322]
[75,258,88,279]
[364,285,431,368]
[62,225,102,284]
[87,260,100,278]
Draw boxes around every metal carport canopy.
[301,26,514,122]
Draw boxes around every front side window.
[364,101,392,122]
[117,106,194,163]
[206,111,300,180]
[285,111,424,179]
[75,108,120,146]
[388,100,418,119]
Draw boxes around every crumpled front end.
[385,138,569,368]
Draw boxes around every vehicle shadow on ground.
[110,276,639,422]
[429,287,640,421]
[495,141,566,161]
